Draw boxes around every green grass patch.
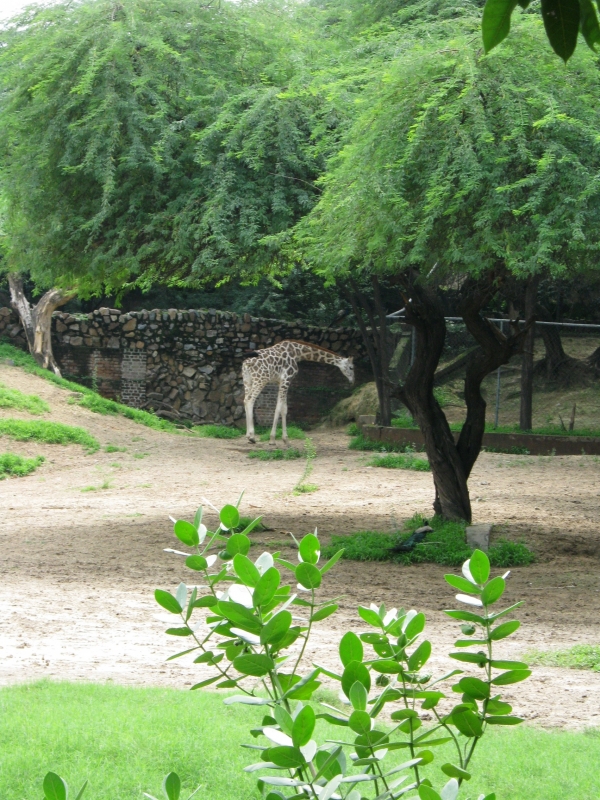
[104,444,127,453]
[347,422,361,436]
[348,433,418,453]
[192,424,244,439]
[0,342,177,432]
[525,644,600,672]
[258,425,306,442]
[322,515,534,567]
[293,483,319,494]
[390,413,600,439]
[0,682,599,800]
[0,452,44,478]
[0,382,49,414]
[368,453,430,471]
[247,448,302,460]
[0,419,99,452]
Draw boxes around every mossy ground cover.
[0,452,44,478]
[0,681,598,800]
[322,514,535,568]
[526,644,600,672]
[0,382,49,414]
[0,419,99,452]
[247,447,302,460]
[367,452,430,471]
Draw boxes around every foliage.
[349,434,419,453]
[248,448,302,461]
[294,437,317,494]
[0,451,44,478]
[322,517,534,568]
[347,423,361,436]
[0,382,49,414]
[368,453,431,471]
[526,644,600,671]
[193,425,245,440]
[144,499,531,799]
[0,419,99,451]
[259,426,306,442]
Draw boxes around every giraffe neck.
[290,342,341,367]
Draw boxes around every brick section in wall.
[254,384,279,426]
[121,350,147,408]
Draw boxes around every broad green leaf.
[274,706,294,736]
[167,646,200,661]
[486,715,524,725]
[287,679,321,700]
[349,680,368,711]
[441,763,471,781]
[226,533,251,557]
[314,746,343,781]
[43,773,67,800]
[579,0,600,48]
[491,669,531,685]
[419,785,442,800]
[372,659,402,674]
[220,504,240,530]
[358,606,382,628]
[155,589,182,614]
[192,595,218,608]
[193,506,203,530]
[449,652,487,666]
[163,772,181,800]
[444,575,480,595]
[175,583,187,610]
[354,730,389,759]
[416,749,434,765]
[481,576,505,605]
[490,620,520,640]
[74,781,88,800]
[468,551,490,584]
[489,659,528,669]
[233,553,261,587]
[218,601,261,633]
[185,555,208,571]
[458,677,490,699]
[349,709,371,734]
[299,533,320,564]
[340,631,363,667]
[398,716,422,734]
[260,610,292,645]
[253,567,280,607]
[193,650,217,664]
[166,626,192,636]
[233,653,275,676]
[174,520,199,547]
[191,675,221,690]
[482,0,518,53]
[311,604,338,622]
[341,660,371,698]
[391,708,418,721]
[445,610,486,624]
[320,548,344,575]
[486,698,512,715]
[267,746,305,769]
[292,705,315,747]
[296,562,321,589]
[405,611,426,638]
[452,708,483,737]
[408,640,431,671]
[541,0,580,61]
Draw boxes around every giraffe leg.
[245,395,257,443]
[281,391,289,447]
[270,387,284,446]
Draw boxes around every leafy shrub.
[347,422,361,436]
[247,448,302,460]
[0,452,44,478]
[0,382,49,414]
[368,452,430,471]
[348,433,419,453]
[488,539,535,567]
[0,419,99,452]
[526,644,600,671]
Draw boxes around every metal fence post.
[494,320,503,428]
[411,328,416,366]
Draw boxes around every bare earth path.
[0,364,599,729]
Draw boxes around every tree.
[295,12,600,520]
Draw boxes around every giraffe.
[242,340,355,445]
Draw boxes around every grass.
[81,480,112,492]
[104,445,127,453]
[348,433,420,453]
[0,341,177,432]
[192,424,244,439]
[0,419,99,452]
[258,425,306,442]
[525,644,600,672]
[0,382,49,414]
[322,514,535,567]
[368,452,430,471]
[247,447,302,460]
[293,483,319,493]
[0,452,44,478]
[347,422,361,436]
[0,681,599,800]
[390,412,600,438]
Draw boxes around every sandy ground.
[0,364,599,729]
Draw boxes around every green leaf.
[579,0,600,48]
[267,746,305,769]
[398,716,422,734]
[193,506,203,531]
[233,553,261,587]
[490,620,520,640]
[253,568,280,607]
[349,709,371,734]
[43,773,67,800]
[372,659,402,674]
[458,677,490,699]
[481,576,505,606]
[358,606,382,628]
[341,660,371,698]
[155,589,182,614]
[491,669,532,685]
[192,595,218,608]
[174,520,199,547]
[452,708,483,737]
[445,610,486,624]
[418,785,442,800]
[163,772,181,800]
[486,715,524,725]
[482,0,519,53]
[541,0,580,61]
[391,708,418,720]
[295,562,321,590]
[292,705,315,747]
[404,611,426,638]
[274,706,294,736]
[489,659,528,669]
[441,763,472,781]
[218,601,261,633]
[486,698,512,715]
[166,626,193,636]
[416,749,434,765]
[340,631,364,667]
[260,610,292,645]
[349,680,368,711]
[220,504,240,530]
[233,653,275,677]
[469,551,490,584]
[311,604,338,622]
[444,575,481,595]
[320,548,344,575]
[299,533,320,564]
[191,675,221,690]
[74,781,88,800]
[408,640,431,671]
[226,533,251,557]
[449,652,487,666]
[185,555,208,571]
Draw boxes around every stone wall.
[0,306,370,426]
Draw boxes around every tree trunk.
[396,280,472,521]
[8,274,75,376]
[539,324,568,378]
[519,277,539,430]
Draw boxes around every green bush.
[0,419,99,452]
[0,452,44,478]
[368,452,430,471]
[347,422,361,436]
[0,383,49,414]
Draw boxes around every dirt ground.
[0,363,599,730]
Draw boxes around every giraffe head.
[338,356,354,384]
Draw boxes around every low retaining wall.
[0,307,371,426]
[362,424,600,456]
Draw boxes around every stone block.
[466,523,492,552]
[122,318,137,332]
